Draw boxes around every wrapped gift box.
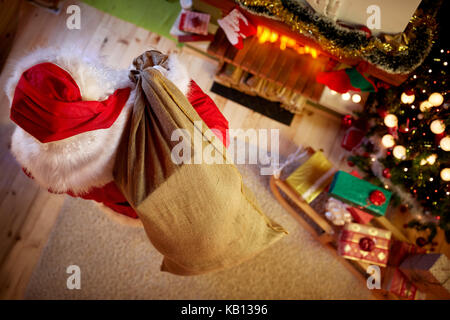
[383,267,426,300]
[346,207,373,224]
[399,253,450,299]
[329,170,392,216]
[338,222,391,267]
[345,171,374,224]
[388,239,427,267]
[179,10,210,35]
[286,151,335,203]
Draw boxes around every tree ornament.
[324,198,353,226]
[420,101,433,112]
[398,118,411,133]
[369,190,386,206]
[428,92,444,106]
[384,114,398,128]
[426,154,437,165]
[416,237,428,247]
[393,145,407,160]
[377,108,388,118]
[440,136,450,151]
[359,237,375,252]
[430,119,445,134]
[401,91,415,104]
[441,168,450,181]
[341,114,353,128]
[382,168,391,179]
[381,134,395,148]
[347,160,355,167]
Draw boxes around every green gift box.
[329,171,391,216]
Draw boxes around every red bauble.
[398,125,409,133]
[415,237,428,247]
[359,237,375,252]
[342,115,353,129]
[382,168,391,179]
[369,190,386,206]
[377,108,388,118]
[359,26,372,39]
[347,160,355,167]
[376,81,390,90]
[404,89,414,96]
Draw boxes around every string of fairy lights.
[380,64,449,183]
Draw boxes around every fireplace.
[208,27,329,112]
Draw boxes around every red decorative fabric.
[316,69,355,94]
[187,80,230,147]
[10,62,131,143]
[218,8,256,50]
[66,182,139,219]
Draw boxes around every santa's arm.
[186,80,229,147]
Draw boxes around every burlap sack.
[113,51,287,275]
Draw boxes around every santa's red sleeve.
[187,80,229,147]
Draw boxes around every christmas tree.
[348,35,449,244]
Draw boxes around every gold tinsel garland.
[238,0,435,71]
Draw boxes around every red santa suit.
[7,48,229,224]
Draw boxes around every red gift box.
[346,207,374,224]
[338,223,391,267]
[388,239,427,267]
[345,171,374,224]
[177,34,215,42]
[399,254,450,298]
[383,267,426,300]
[179,10,210,36]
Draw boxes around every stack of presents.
[285,151,450,299]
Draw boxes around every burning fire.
[256,26,319,59]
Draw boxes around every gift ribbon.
[302,168,337,200]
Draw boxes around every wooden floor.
[2,1,444,300]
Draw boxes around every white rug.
[25,160,372,299]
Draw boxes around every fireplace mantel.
[202,0,409,86]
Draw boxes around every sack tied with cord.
[113,51,287,275]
